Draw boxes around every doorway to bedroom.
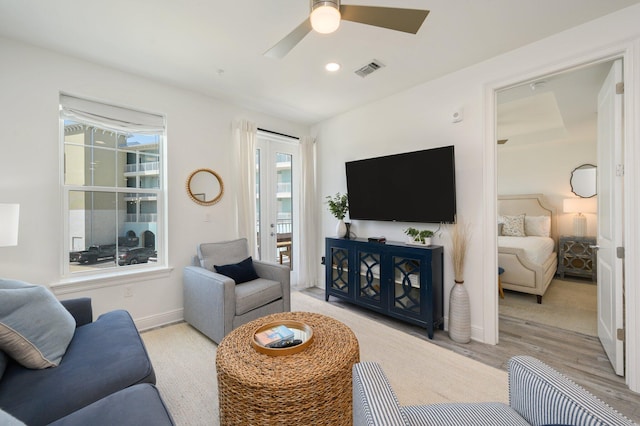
[495,58,625,375]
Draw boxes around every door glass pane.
[393,257,421,314]
[276,152,292,268]
[358,251,381,301]
[330,247,349,293]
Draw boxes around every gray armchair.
[183,238,291,344]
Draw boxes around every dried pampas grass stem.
[445,218,472,283]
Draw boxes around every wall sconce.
[563,198,596,237]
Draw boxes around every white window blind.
[60,94,164,134]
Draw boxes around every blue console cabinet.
[325,237,444,339]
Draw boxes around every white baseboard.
[135,308,184,332]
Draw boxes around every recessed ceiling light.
[325,62,341,72]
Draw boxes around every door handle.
[589,245,600,250]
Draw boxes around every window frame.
[59,94,167,280]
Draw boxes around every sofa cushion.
[198,238,249,271]
[0,351,6,380]
[214,256,260,284]
[0,409,25,426]
[48,384,174,426]
[509,356,636,426]
[235,278,283,315]
[0,309,155,425]
[403,402,531,426]
[0,279,75,369]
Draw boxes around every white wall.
[0,37,308,329]
[498,136,598,237]
[313,4,640,346]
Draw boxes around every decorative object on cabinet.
[570,163,597,198]
[325,192,349,238]
[186,168,224,206]
[404,227,434,246]
[444,218,471,343]
[325,237,443,339]
[558,235,597,281]
[563,197,597,237]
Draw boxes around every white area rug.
[499,278,597,336]
[142,291,508,425]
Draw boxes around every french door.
[256,132,299,270]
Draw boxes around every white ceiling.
[1,0,639,125]
[497,61,612,146]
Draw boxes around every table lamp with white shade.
[563,198,597,237]
[0,203,20,247]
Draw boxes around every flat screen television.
[345,145,456,223]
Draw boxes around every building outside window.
[60,95,165,275]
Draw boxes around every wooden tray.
[251,320,314,356]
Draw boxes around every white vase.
[336,219,347,238]
[448,280,471,343]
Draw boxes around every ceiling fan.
[264,0,430,59]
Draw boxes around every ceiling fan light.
[310,2,341,34]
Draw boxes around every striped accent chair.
[353,356,637,426]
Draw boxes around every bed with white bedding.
[498,194,558,303]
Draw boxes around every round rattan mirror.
[186,168,224,206]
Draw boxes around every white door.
[596,59,624,376]
[256,133,298,270]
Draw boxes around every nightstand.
[558,235,597,281]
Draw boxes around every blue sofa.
[352,355,638,426]
[0,296,174,426]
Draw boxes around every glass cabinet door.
[329,247,350,295]
[356,251,382,304]
[391,256,422,315]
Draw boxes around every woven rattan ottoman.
[216,311,360,425]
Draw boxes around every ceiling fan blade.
[264,18,313,59]
[339,5,429,34]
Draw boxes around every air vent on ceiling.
[355,59,385,78]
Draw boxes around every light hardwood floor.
[301,286,640,423]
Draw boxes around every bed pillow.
[525,215,551,237]
[501,214,526,237]
[214,256,260,284]
[0,279,76,369]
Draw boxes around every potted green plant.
[404,227,434,246]
[326,193,349,238]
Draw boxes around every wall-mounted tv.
[345,145,456,223]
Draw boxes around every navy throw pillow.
[214,256,260,284]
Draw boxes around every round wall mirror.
[186,168,224,206]
[570,164,597,198]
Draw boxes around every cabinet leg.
[536,295,542,304]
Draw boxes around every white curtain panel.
[232,119,258,257]
[298,136,319,288]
